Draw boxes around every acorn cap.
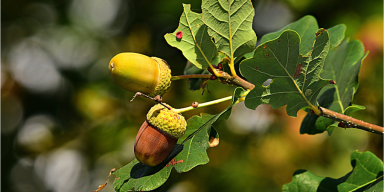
[146,103,186,138]
[108,53,171,96]
[149,57,172,97]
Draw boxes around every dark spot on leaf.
[329,80,336,84]
[255,67,258,70]
[263,46,267,49]
[176,31,183,39]
[210,75,217,80]
[166,158,184,167]
[278,40,280,42]
[315,28,326,36]
[305,89,312,96]
[265,52,269,58]
[166,159,174,167]
[175,159,184,165]
[294,64,303,78]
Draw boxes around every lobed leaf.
[202,0,257,61]
[174,87,244,173]
[165,4,218,69]
[301,39,367,135]
[173,113,218,172]
[113,158,174,191]
[112,88,244,191]
[240,29,330,117]
[260,15,345,55]
[283,150,384,192]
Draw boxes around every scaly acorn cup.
[108,53,172,97]
[134,103,187,167]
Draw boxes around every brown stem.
[217,70,255,90]
[319,107,384,135]
[171,74,212,81]
[172,70,254,91]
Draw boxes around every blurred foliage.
[1,0,382,192]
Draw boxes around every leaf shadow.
[317,160,355,191]
[130,144,184,179]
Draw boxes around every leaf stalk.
[208,64,222,77]
[229,59,237,77]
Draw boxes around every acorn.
[134,103,187,166]
[108,53,172,97]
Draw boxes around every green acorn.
[108,53,171,97]
[134,103,187,166]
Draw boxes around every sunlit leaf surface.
[240,29,330,117]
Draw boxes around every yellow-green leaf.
[202,0,257,61]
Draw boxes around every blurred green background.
[2,0,382,191]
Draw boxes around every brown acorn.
[134,103,187,166]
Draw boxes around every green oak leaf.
[301,39,367,135]
[175,87,243,172]
[240,29,330,117]
[173,113,218,172]
[113,158,175,192]
[260,15,345,55]
[113,88,244,191]
[165,4,218,69]
[344,104,365,115]
[202,0,257,61]
[260,15,318,55]
[283,150,384,192]
[327,24,347,50]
